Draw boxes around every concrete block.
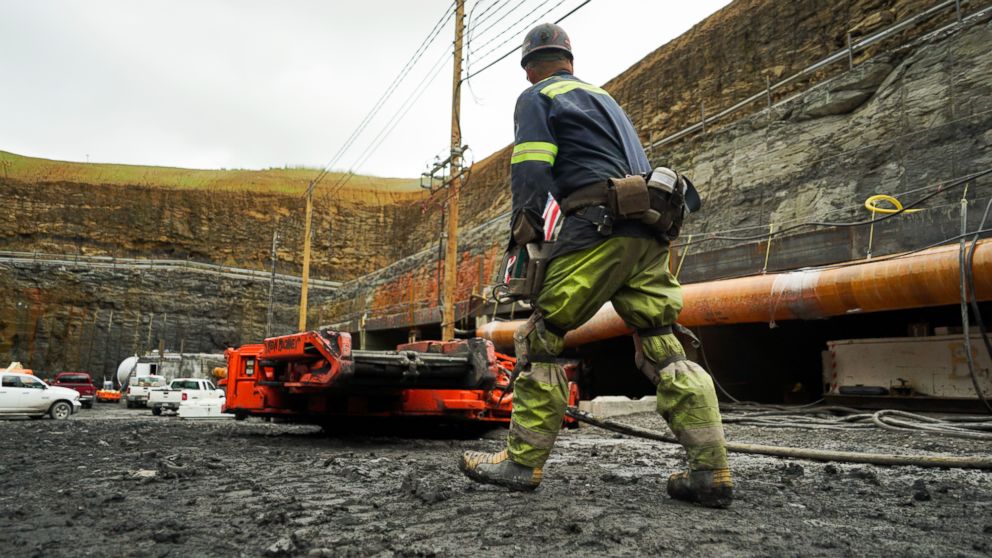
[578,396,657,419]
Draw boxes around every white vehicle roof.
[1,371,43,379]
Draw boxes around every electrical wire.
[469,0,571,67]
[307,1,456,194]
[462,0,593,82]
[471,0,512,28]
[466,0,535,53]
[959,193,992,413]
[965,197,992,364]
[323,45,453,197]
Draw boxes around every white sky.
[0,0,730,179]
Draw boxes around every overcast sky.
[1,0,730,179]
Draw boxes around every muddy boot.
[460,449,542,491]
[667,468,734,508]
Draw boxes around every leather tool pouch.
[608,175,650,219]
[497,242,554,302]
[511,211,543,246]
[606,173,686,241]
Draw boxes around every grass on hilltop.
[0,150,422,195]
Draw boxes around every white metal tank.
[116,356,140,388]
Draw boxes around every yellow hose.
[864,194,924,215]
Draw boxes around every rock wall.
[0,158,425,370]
[0,260,338,378]
[671,19,992,245]
[0,178,426,281]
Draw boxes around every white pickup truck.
[124,374,166,408]
[148,378,224,415]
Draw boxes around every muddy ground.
[1,404,990,558]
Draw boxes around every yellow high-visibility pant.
[507,236,728,471]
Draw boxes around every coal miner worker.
[459,23,733,508]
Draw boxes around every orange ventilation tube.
[476,240,992,349]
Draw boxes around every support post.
[442,0,465,341]
[298,182,314,332]
[266,225,279,337]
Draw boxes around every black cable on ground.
[565,407,992,470]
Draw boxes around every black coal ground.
[1,405,990,558]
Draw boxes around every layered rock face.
[0,156,424,371]
[0,260,338,378]
[0,176,425,281]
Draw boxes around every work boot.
[667,468,734,508]
[460,449,542,491]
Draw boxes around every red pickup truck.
[51,372,97,408]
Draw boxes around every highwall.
[0,259,342,378]
[0,178,425,281]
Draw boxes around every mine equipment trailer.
[223,329,557,424]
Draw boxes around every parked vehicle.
[50,372,97,408]
[124,375,166,408]
[148,378,223,416]
[0,372,82,419]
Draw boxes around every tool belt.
[560,168,698,242]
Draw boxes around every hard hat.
[520,23,573,68]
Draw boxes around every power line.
[471,0,512,29]
[324,46,455,197]
[463,0,593,82]
[307,1,457,194]
[469,0,570,65]
[466,0,536,52]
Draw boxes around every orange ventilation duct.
[476,240,992,349]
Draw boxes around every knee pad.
[633,333,661,386]
[515,313,565,362]
[633,329,687,386]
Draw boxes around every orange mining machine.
[223,328,578,425]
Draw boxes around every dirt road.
[1,404,990,557]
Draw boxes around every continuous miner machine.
[223,328,580,424]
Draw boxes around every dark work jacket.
[510,71,653,258]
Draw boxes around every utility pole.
[266,224,279,337]
[299,182,314,332]
[441,0,465,341]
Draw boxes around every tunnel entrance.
[357,301,990,408]
[565,302,992,406]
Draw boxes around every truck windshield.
[58,374,91,384]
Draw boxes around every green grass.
[0,150,422,194]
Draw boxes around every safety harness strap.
[637,325,672,337]
[527,355,559,364]
[541,318,568,339]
